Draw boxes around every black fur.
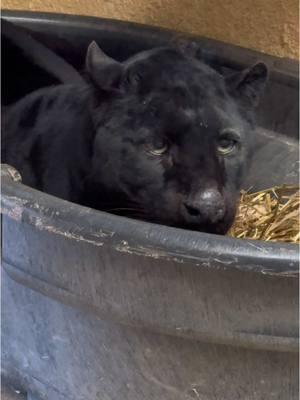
[2,43,268,234]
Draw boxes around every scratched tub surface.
[1,11,299,400]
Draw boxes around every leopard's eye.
[147,137,169,156]
[149,144,168,156]
[217,137,237,154]
[217,129,240,155]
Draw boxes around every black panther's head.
[86,42,268,234]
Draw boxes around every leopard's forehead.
[116,47,250,143]
[125,46,228,95]
[137,82,246,140]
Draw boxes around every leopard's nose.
[183,189,225,224]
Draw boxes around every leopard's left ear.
[226,62,268,108]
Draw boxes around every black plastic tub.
[1,11,299,400]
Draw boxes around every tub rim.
[1,164,299,278]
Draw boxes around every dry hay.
[228,185,300,244]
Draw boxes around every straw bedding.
[228,185,300,244]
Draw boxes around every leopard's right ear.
[85,41,124,91]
